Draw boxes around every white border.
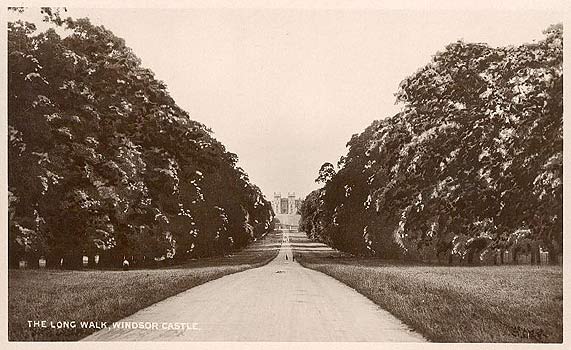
[1,1,569,349]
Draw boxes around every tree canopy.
[300,24,563,264]
[8,10,274,268]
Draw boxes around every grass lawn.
[293,235,563,343]
[9,232,281,341]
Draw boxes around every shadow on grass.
[8,231,282,341]
[291,231,563,343]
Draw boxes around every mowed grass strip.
[294,240,562,343]
[9,233,281,341]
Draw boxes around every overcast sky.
[12,6,562,199]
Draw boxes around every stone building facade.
[272,192,302,215]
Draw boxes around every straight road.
[83,231,426,342]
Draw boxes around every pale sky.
[11,6,563,199]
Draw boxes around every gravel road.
[83,231,425,342]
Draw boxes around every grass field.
[293,234,563,343]
[9,232,281,341]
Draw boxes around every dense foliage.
[8,10,274,268]
[300,25,563,264]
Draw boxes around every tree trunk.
[512,247,518,264]
[530,241,540,265]
[545,242,560,265]
[62,253,83,269]
[467,250,474,265]
[87,255,96,268]
[28,254,40,268]
[46,252,62,268]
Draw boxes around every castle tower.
[273,192,281,214]
[288,192,296,214]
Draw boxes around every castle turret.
[273,192,281,214]
[288,192,296,214]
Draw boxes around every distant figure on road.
[285,254,288,261]
[293,255,295,262]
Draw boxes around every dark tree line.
[300,24,562,265]
[8,9,274,268]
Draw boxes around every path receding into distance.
[83,231,426,342]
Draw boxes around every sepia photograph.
[4,0,567,347]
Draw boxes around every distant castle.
[272,192,302,215]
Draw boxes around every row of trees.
[8,9,274,268]
[300,24,562,265]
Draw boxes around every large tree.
[8,9,274,268]
[300,24,562,264]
